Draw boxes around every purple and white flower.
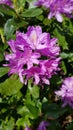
[0,0,12,7]
[24,121,49,130]
[4,26,60,84]
[25,127,32,130]
[36,0,73,22]
[37,121,49,130]
[55,77,73,108]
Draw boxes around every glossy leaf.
[54,28,68,50]
[22,8,43,17]
[0,4,16,16]
[0,75,23,96]
[0,67,9,77]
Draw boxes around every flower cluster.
[5,26,60,85]
[55,77,73,108]
[36,0,73,22]
[25,121,49,130]
[0,0,12,6]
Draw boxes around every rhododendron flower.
[23,26,60,57]
[0,0,12,7]
[55,77,73,108]
[25,121,49,130]
[25,127,32,130]
[4,26,60,85]
[24,58,60,85]
[5,47,40,83]
[36,0,73,22]
[35,0,50,8]
[37,121,49,130]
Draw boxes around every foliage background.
[0,0,73,129]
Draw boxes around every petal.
[48,12,53,19]
[42,78,50,85]
[34,73,40,84]
[8,40,16,53]
[19,71,24,83]
[55,12,63,22]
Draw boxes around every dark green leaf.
[54,28,68,50]
[61,61,67,75]
[0,4,16,16]
[0,53,4,61]
[22,8,43,17]
[4,18,27,40]
[66,122,73,130]
[49,120,61,130]
[42,103,67,119]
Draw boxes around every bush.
[0,0,73,130]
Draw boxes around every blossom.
[36,0,73,22]
[23,26,60,57]
[5,47,40,83]
[23,58,60,85]
[35,0,50,8]
[37,121,49,130]
[24,121,49,130]
[40,58,60,78]
[4,26,60,85]
[0,0,12,7]
[25,127,32,130]
[55,77,73,108]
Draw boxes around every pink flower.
[36,0,73,22]
[25,127,32,130]
[37,121,49,130]
[0,0,12,7]
[55,77,73,108]
[24,121,49,130]
[5,47,40,83]
[4,26,60,85]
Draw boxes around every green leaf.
[60,52,73,59]
[49,120,61,130]
[16,117,31,128]
[36,15,44,21]
[26,104,41,118]
[0,53,4,62]
[17,100,41,119]
[17,106,29,116]
[60,52,69,59]
[13,0,25,10]
[22,8,43,17]
[5,118,14,130]
[17,105,35,120]
[27,79,39,98]
[53,28,68,50]
[31,85,39,98]
[43,18,51,25]
[0,75,23,96]
[0,28,5,43]
[4,18,27,40]
[42,103,67,119]
[0,43,8,62]
[17,105,37,119]
[4,19,15,40]
[66,122,73,130]
[61,61,67,75]
[0,4,16,16]
[0,117,14,130]
[0,67,9,77]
